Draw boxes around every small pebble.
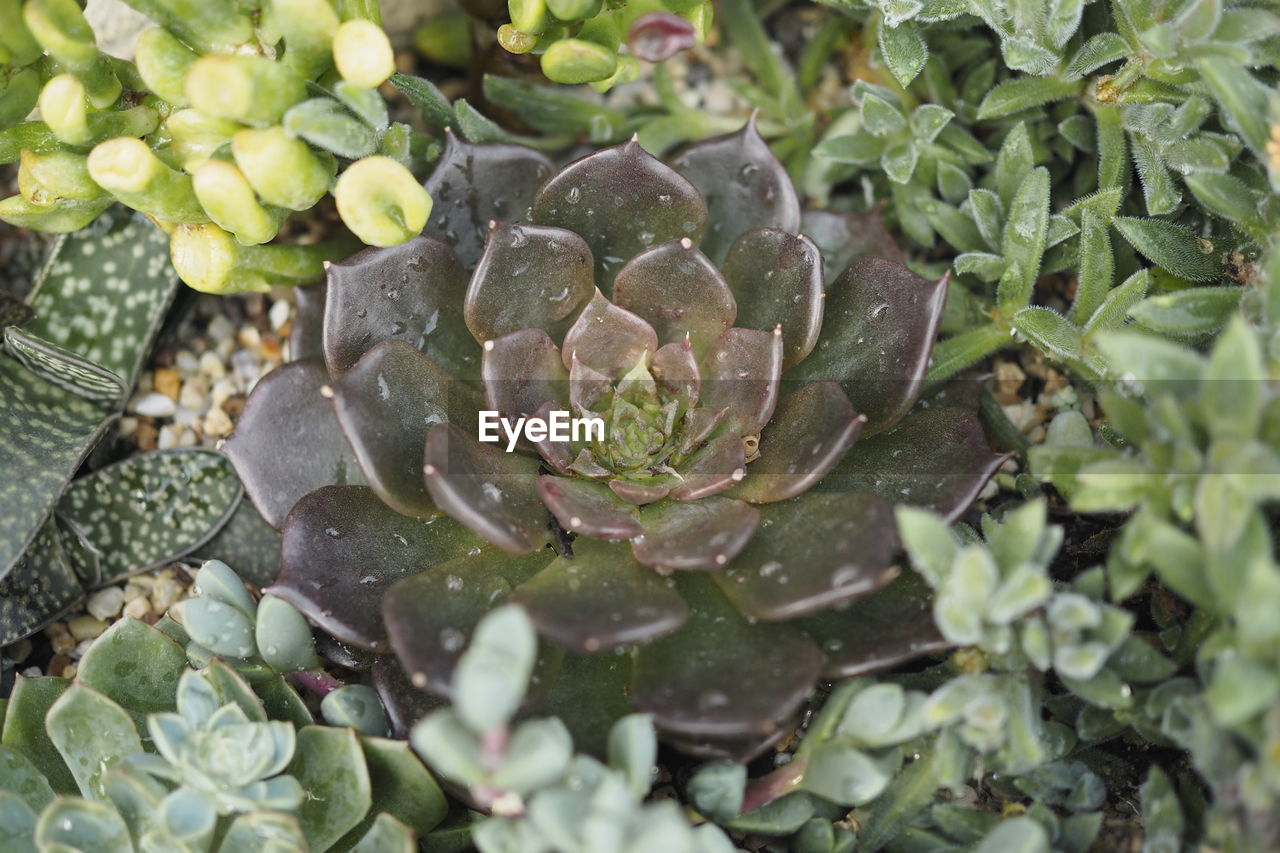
[50,631,76,656]
[48,654,70,677]
[203,407,234,437]
[175,349,200,374]
[130,391,177,418]
[151,573,186,613]
[199,351,227,380]
[60,664,77,679]
[157,423,185,449]
[153,367,181,401]
[67,615,108,641]
[123,597,153,621]
[208,315,235,343]
[269,299,291,330]
[237,326,262,350]
[86,587,126,621]
[179,376,210,410]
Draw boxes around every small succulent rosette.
[225,120,1007,757]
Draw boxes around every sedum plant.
[0,0,431,293]
[222,120,1007,757]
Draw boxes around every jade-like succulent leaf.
[531,140,708,287]
[290,281,327,362]
[58,450,241,583]
[222,360,365,529]
[359,736,448,837]
[798,569,951,678]
[801,209,904,287]
[323,236,479,380]
[466,222,595,343]
[23,207,177,393]
[536,475,642,539]
[791,258,947,434]
[0,360,113,579]
[329,340,479,518]
[0,518,82,647]
[349,812,416,852]
[0,790,37,853]
[287,727,372,852]
[35,798,133,851]
[46,684,142,799]
[633,496,760,571]
[482,329,570,421]
[821,407,1008,522]
[513,537,688,652]
[219,812,308,850]
[273,486,484,651]
[560,290,658,379]
[423,423,552,553]
[76,618,186,718]
[632,574,823,737]
[0,747,52,817]
[669,434,746,501]
[1,676,75,795]
[613,239,736,354]
[383,549,554,695]
[670,119,801,264]
[730,381,864,504]
[722,228,824,368]
[713,493,898,621]
[423,133,555,269]
[698,327,784,436]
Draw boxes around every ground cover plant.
[2,0,1280,849]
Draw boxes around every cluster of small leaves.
[411,604,734,853]
[0,575,448,851]
[493,0,711,89]
[0,0,439,293]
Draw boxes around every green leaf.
[287,726,372,851]
[1183,173,1267,242]
[1129,135,1179,215]
[35,797,133,851]
[925,324,1008,386]
[997,167,1050,315]
[1013,307,1084,364]
[1112,217,1223,282]
[1203,316,1263,443]
[1094,329,1205,381]
[349,813,414,853]
[977,77,1083,120]
[911,104,954,143]
[482,75,625,142]
[1,677,75,794]
[1196,57,1270,158]
[1071,210,1113,324]
[76,618,186,719]
[388,73,455,132]
[814,133,886,165]
[994,123,1034,208]
[1128,287,1241,338]
[879,19,928,87]
[1092,104,1128,191]
[802,743,892,805]
[453,604,538,734]
[359,736,448,837]
[1066,32,1130,77]
[57,450,240,584]
[0,517,84,646]
[688,761,746,823]
[862,92,908,135]
[0,791,37,853]
[1082,268,1148,335]
[976,816,1051,852]
[283,98,378,159]
[46,684,142,799]
[0,746,54,812]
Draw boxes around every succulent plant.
[0,610,448,851]
[0,0,432,293]
[223,120,1007,757]
[492,0,712,89]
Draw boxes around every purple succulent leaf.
[290,281,326,362]
[722,228,824,369]
[609,479,671,505]
[536,475,643,540]
[790,257,947,435]
[383,547,558,695]
[328,340,481,518]
[631,573,823,737]
[270,485,484,651]
[662,727,793,764]
[521,651,634,758]
[797,569,951,678]
[466,222,595,343]
[729,380,864,504]
[670,118,801,264]
[918,376,983,412]
[819,406,1009,523]
[222,360,365,529]
[801,208,905,288]
[712,493,898,621]
[669,433,746,501]
[632,496,760,571]
[323,235,480,380]
[530,400,575,473]
[678,406,728,455]
[612,239,736,355]
[627,12,697,63]
[561,290,658,380]
[651,338,700,410]
[423,423,552,553]
[423,132,555,269]
[482,328,570,425]
[569,448,612,479]
[569,356,613,415]
[698,327,784,437]
[512,536,687,653]
[531,140,708,288]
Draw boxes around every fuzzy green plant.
[0,0,436,294]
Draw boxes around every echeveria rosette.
[224,122,1007,757]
